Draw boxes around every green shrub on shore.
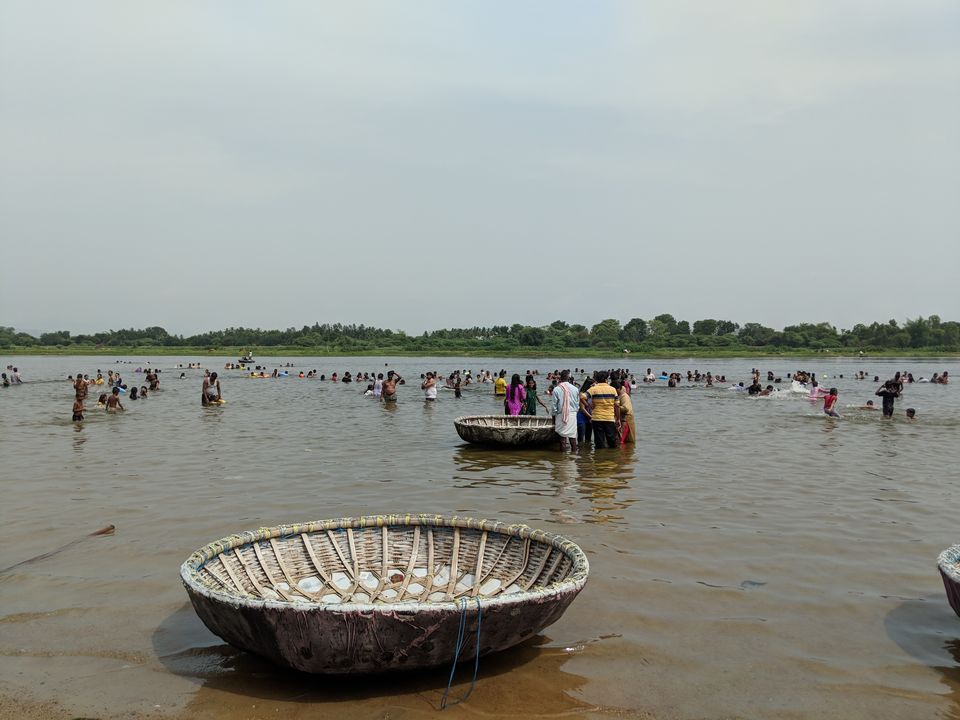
[2,315,957,357]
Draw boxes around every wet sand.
[1,355,959,719]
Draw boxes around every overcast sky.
[1,1,958,336]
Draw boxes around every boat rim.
[453,414,556,424]
[181,514,589,615]
[938,544,960,582]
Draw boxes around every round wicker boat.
[454,415,557,447]
[938,545,960,618]
[181,515,589,673]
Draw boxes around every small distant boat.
[180,515,588,674]
[454,415,557,447]
[237,354,254,364]
[938,545,960,618]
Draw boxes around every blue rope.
[440,596,483,709]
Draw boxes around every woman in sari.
[617,381,636,444]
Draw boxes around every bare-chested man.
[105,387,124,411]
[381,371,402,403]
[74,371,88,401]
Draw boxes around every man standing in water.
[875,379,900,418]
[421,372,437,401]
[587,371,621,448]
[74,371,88,402]
[551,370,579,452]
[202,372,221,405]
[381,370,402,403]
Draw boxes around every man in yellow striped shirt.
[586,371,620,448]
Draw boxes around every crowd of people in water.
[1,359,949,434]
[65,366,164,419]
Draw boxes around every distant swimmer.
[202,372,221,406]
[861,400,878,410]
[105,387,124,412]
[822,387,841,418]
[906,408,917,420]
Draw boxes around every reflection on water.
[452,445,637,525]
[152,603,593,716]
[1,355,959,719]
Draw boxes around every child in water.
[906,408,917,420]
[96,393,107,408]
[823,387,841,418]
[72,397,84,421]
[105,387,124,411]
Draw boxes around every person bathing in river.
[822,387,841,418]
[504,374,526,415]
[616,381,636,444]
[522,375,550,415]
[105,387,124,412]
[551,370,579,452]
[381,371,401,403]
[421,372,437,401]
[494,370,507,397]
[875,379,900,418]
[202,372,221,406]
[72,396,84,422]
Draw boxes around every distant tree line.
[1,315,957,352]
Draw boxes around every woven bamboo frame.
[454,415,557,446]
[938,545,960,618]
[181,514,589,613]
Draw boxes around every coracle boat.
[181,515,589,673]
[454,415,557,447]
[938,545,960,618]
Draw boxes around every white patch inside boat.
[480,578,502,595]
[297,576,323,593]
[332,572,351,590]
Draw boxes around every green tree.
[692,319,718,336]
[517,326,545,346]
[621,318,648,342]
[590,319,622,345]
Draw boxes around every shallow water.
[1,354,959,719]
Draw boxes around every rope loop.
[440,596,483,709]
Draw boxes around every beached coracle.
[454,415,557,447]
[938,545,960,618]
[181,515,589,673]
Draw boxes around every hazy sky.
[2,1,958,336]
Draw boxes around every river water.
[1,354,959,719]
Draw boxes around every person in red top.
[822,387,841,418]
